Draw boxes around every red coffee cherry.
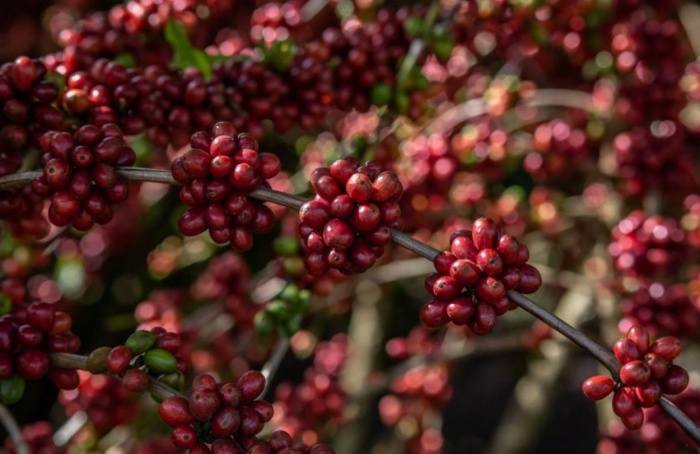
[189,389,221,421]
[659,365,689,395]
[621,406,645,430]
[172,424,197,448]
[237,370,266,403]
[211,406,241,438]
[582,375,615,401]
[635,380,661,407]
[159,396,194,427]
[649,337,682,361]
[612,387,637,416]
[620,360,651,387]
[627,325,650,354]
[614,338,641,364]
[106,346,132,375]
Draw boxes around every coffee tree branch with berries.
[0,1,699,453]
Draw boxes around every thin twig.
[0,403,28,454]
[261,337,290,399]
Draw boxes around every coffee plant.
[1,0,700,453]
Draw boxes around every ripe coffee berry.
[420,218,541,333]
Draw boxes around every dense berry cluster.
[273,334,348,441]
[172,125,281,252]
[159,371,334,453]
[598,389,700,453]
[59,371,138,434]
[0,301,80,404]
[3,421,63,454]
[609,211,688,278]
[421,217,542,332]
[379,364,451,454]
[104,328,189,393]
[0,56,63,150]
[619,282,699,339]
[31,124,134,230]
[299,157,402,276]
[582,325,689,430]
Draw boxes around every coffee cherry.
[659,365,689,395]
[16,349,50,380]
[323,219,355,250]
[300,200,331,229]
[432,276,462,300]
[26,302,55,333]
[237,370,266,402]
[620,360,651,387]
[582,375,614,400]
[621,406,644,430]
[649,337,682,361]
[144,348,178,374]
[643,352,669,379]
[189,388,221,421]
[211,406,241,437]
[516,265,542,294]
[612,387,637,416]
[122,368,149,392]
[476,249,503,276]
[627,325,650,354]
[172,424,197,448]
[449,259,481,285]
[614,338,641,364]
[635,380,661,407]
[218,383,241,407]
[0,375,25,404]
[125,330,157,355]
[472,218,499,249]
[160,396,194,427]
[345,173,373,203]
[451,236,479,260]
[420,299,449,328]
[476,277,505,304]
[106,346,132,374]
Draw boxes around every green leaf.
[164,19,212,78]
[115,53,136,68]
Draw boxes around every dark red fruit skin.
[420,299,449,328]
[122,368,149,392]
[515,265,542,294]
[106,345,132,375]
[581,375,614,401]
[159,396,194,427]
[300,200,331,229]
[451,236,479,260]
[432,275,461,300]
[26,302,55,333]
[621,406,644,430]
[619,360,651,387]
[612,387,637,416]
[434,251,457,275]
[345,173,373,203]
[450,259,481,285]
[211,406,241,437]
[627,325,650,354]
[635,380,661,407]
[218,382,242,407]
[249,400,273,422]
[472,217,499,250]
[48,367,79,390]
[475,277,505,304]
[643,352,669,379]
[659,365,689,395]
[237,370,266,403]
[210,439,239,454]
[476,249,503,276]
[189,388,221,421]
[649,337,682,361]
[17,349,50,380]
[172,424,198,448]
[614,338,641,364]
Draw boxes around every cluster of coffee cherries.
[582,325,689,430]
[101,328,188,393]
[171,123,281,252]
[598,389,700,453]
[421,217,542,333]
[3,420,63,454]
[254,283,311,338]
[0,301,80,404]
[299,157,402,276]
[31,123,135,230]
[159,371,334,453]
[608,211,688,278]
[59,372,139,434]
